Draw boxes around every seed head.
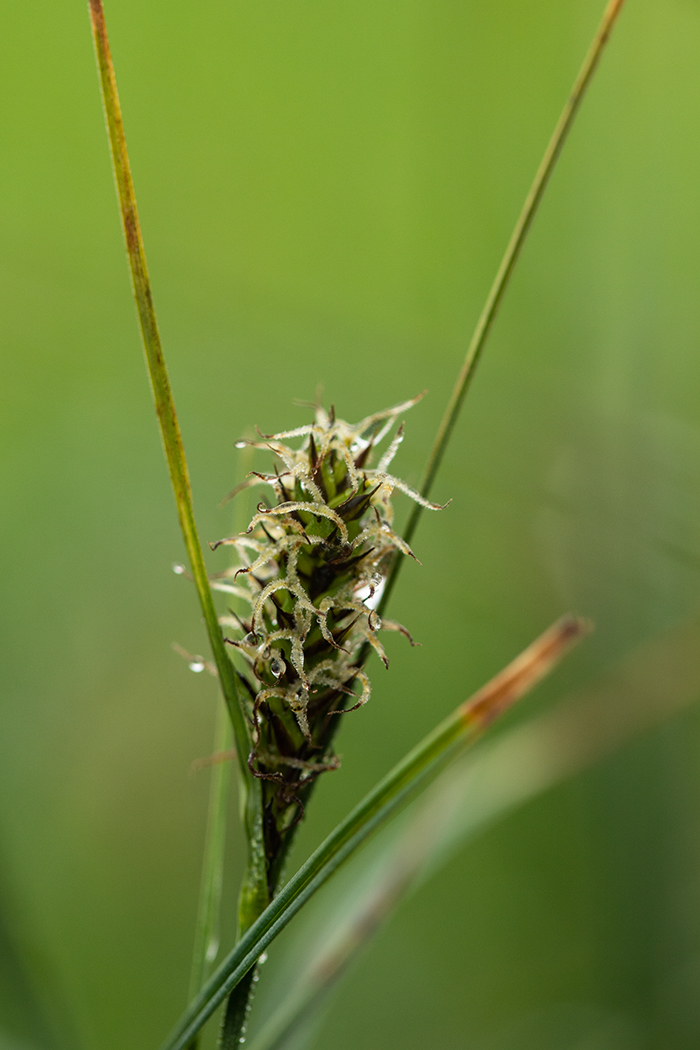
[211,395,447,872]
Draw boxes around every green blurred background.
[2,0,700,1047]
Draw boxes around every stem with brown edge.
[160,616,588,1050]
[87,0,270,948]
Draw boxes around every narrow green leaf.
[188,702,234,1001]
[247,613,700,1050]
[87,0,251,779]
[87,0,267,902]
[159,616,586,1050]
[188,443,256,1011]
[380,0,627,614]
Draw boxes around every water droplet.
[270,658,285,678]
[235,441,247,449]
[172,563,186,575]
[188,660,205,673]
[259,951,268,964]
[244,631,258,645]
[371,615,382,631]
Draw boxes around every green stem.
[247,613,700,1050]
[160,616,586,1050]
[88,0,268,921]
[88,0,250,778]
[219,969,258,1050]
[380,0,627,615]
[189,703,234,1002]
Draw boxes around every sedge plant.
[86,0,627,1046]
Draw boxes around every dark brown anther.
[226,608,248,630]
[336,483,381,520]
[331,694,368,714]
[259,519,277,543]
[311,450,329,500]
[275,465,292,504]
[254,424,283,442]
[269,593,295,630]
[247,748,286,787]
[354,441,374,469]
[327,547,375,572]
[333,613,363,646]
[394,623,420,646]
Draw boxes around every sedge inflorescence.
[209,394,445,878]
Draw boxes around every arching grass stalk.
[160,616,586,1050]
[188,703,233,1004]
[246,611,700,1050]
[379,0,627,616]
[87,0,270,929]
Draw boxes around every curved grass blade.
[87,0,252,779]
[188,443,256,1016]
[188,702,234,1002]
[159,615,587,1050]
[87,0,268,910]
[247,613,700,1050]
[380,0,627,615]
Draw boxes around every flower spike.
[205,400,448,866]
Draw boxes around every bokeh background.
[2,1,700,1048]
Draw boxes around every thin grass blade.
[87,1,269,913]
[247,613,700,1050]
[188,443,256,1008]
[87,0,252,780]
[159,615,586,1050]
[188,702,234,1001]
[380,0,627,614]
